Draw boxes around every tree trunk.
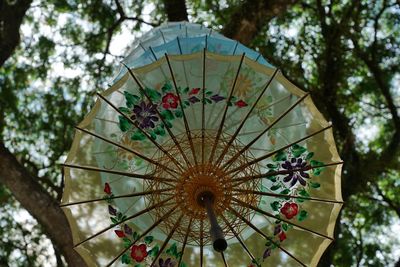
[0,143,86,266]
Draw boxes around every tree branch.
[221,0,299,46]
[162,0,188,22]
[0,0,33,66]
[0,142,86,266]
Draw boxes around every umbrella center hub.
[175,163,232,219]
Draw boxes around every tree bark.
[222,0,299,46]
[0,0,32,66]
[162,0,188,22]
[0,143,86,266]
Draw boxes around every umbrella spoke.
[201,48,206,165]
[75,126,180,178]
[220,214,256,263]
[223,94,292,133]
[231,161,344,184]
[214,68,279,168]
[122,64,193,169]
[208,53,246,165]
[106,204,179,267]
[96,93,185,173]
[222,93,310,171]
[150,214,184,266]
[74,196,174,248]
[227,207,307,267]
[221,252,228,267]
[227,125,333,175]
[165,53,199,166]
[177,218,193,267]
[62,163,175,187]
[233,189,344,204]
[232,197,334,241]
[60,188,173,207]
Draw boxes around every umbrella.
[61,22,343,267]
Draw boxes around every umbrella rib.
[214,68,279,167]
[106,204,179,267]
[232,197,334,241]
[231,161,344,184]
[177,218,193,267]
[227,206,307,267]
[60,188,172,207]
[73,196,174,248]
[122,64,193,169]
[220,214,256,263]
[233,189,344,204]
[223,93,291,133]
[208,53,246,165]
[165,53,199,165]
[222,93,310,171]
[61,163,176,184]
[221,252,228,267]
[74,126,180,178]
[96,93,185,173]
[227,125,332,175]
[201,48,206,165]
[150,214,184,266]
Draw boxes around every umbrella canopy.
[62,23,343,267]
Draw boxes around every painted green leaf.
[292,144,307,157]
[280,189,290,195]
[282,223,288,231]
[162,83,173,93]
[267,163,277,169]
[124,91,141,107]
[144,87,161,102]
[144,235,154,244]
[121,253,131,264]
[154,126,166,136]
[119,107,131,114]
[270,201,280,211]
[299,189,310,197]
[298,210,308,221]
[110,217,118,224]
[131,130,146,141]
[175,110,183,118]
[305,152,314,160]
[123,237,132,248]
[132,232,139,240]
[310,182,321,188]
[270,184,281,191]
[310,160,324,167]
[273,150,287,161]
[119,116,131,132]
[161,109,174,120]
[166,243,179,257]
[179,262,187,267]
[267,176,277,182]
[148,244,159,257]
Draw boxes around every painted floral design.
[131,244,148,262]
[280,202,299,220]
[103,182,186,266]
[162,93,179,109]
[282,158,310,187]
[250,145,326,266]
[154,257,175,267]
[118,82,249,141]
[131,101,159,129]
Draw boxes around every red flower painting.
[280,202,299,219]
[131,244,148,262]
[162,93,179,109]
